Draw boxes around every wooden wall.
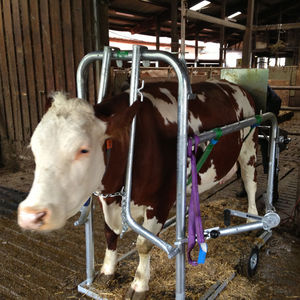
[0,0,98,163]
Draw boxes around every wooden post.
[95,0,109,50]
[195,33,199,65]
[219,0,226,67]
[94,0,109,93]
[242,0,254,68]
[180,0,187,59]
[171,0,179,54]
[156,16,160,50]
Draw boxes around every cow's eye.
[80,149,89,154]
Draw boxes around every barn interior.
[0,0,300,299]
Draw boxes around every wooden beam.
[254,23,300,31]
[171,0,178,53]
[186,9,246,31]
[156,16,160,50]
[242,0,254,68]
[180,0,187,58]
[219,0,226,67]
[130,10,169,34]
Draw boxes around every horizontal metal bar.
[196,113,276,144]
[270,85,300,90]
[227,209,263,221]
[78,280,107,300]
[280,106,300,111]
[218,221,264,237]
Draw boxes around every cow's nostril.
[34,211,47,225]
[18,208,49,230]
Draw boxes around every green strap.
[187,128,222,186]
[243,114,262,142]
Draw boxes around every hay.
[91,197,260,299]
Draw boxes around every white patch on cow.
[197,161,219,193]
[238,129,258,216]
[219,163,237,184]
[99,197,154,235]
[197,92,206,103]
[132,215,162,293]
[187,159,219,194]
[131,253,150,292]
[101,249,117,275]
[189,111,202,134]
[18,93,108,230]
[143,88,178,125]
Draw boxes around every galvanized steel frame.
[76,46,192,299]
[76,46,280,300]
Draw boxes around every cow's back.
[139,80,255,136]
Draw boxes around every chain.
[93,187,129,238]
[120,193,128,238]
[93,186,125,198]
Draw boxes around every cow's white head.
[18,92,137,231]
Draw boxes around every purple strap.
[187,136,205,266]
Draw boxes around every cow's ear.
[45,96,53,113]
[106,101,141,139]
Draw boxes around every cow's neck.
[100,136,129,204]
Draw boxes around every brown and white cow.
[18,80,258,299]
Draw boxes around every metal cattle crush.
[75,46,280,300]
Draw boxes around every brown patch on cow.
[104,223,118,251]
[247,155,256,167]
[254,169,257,182]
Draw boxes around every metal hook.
[137,80,145,102]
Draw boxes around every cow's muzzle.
[18,206,50,230]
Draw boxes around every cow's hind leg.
[238,128,258,217]
[126,213,162,300]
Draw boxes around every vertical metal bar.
[97,46,111,102]
[175,59,188,300]
[124,45,140,219]
[142,51,191,300]
[84,201,95,284]
[76,53,104,286]
[266,113,279,211]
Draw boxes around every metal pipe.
[270,85,300,90]
[280,106,300,111]
[266,113,278,211]
[76,52,104,100]
[123,46,180,258]
[194,113,276,144]
[218,221,264,236]
[76,57,98,285]
[84,203,95,284]
[97,46,111,102]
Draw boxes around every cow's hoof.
[236,189,247,198]
[125,287,147,300]
[95,273,115,286]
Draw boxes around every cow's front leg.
[126,215,162,300]
[99,223,118,284]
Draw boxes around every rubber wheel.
[238,246,259,278]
